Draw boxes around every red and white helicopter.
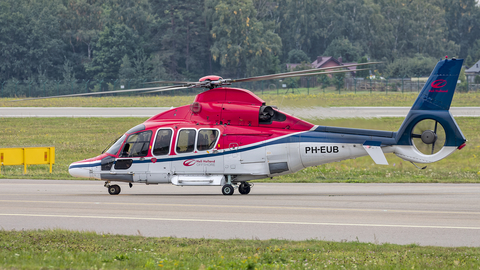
[65,59,466,195]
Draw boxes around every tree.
[324,37,362,62]
[275,0,336,62]
[443,0,480,57]
[133,49,153,80]
[61,0,104,61]
[85,24,139,81]
[62,58,76,82]
[457,67,468,92]
[209,0,281,77]
[356,56,370,78]
[149,53,167,80]
[468,39,480,64]
[152,0,211,79]
[332,70,345,90]
[475,75,480,84]
[0,0,66,81]
[118,55,135,79]
[331,0,383,59]
[385,54,438,77]
[287,49,310,63]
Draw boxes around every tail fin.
[411,58,463,111]
[394,59,466,163]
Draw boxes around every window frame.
[151,128,174,157]
[175,128,197,155]
[120,130,153,158]
[105,134,127,156]
[196,128,220,152]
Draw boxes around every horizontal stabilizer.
[363,141,388,165]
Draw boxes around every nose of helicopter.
[68,161,92,178]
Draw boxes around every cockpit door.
[108,130,152,183]
[148,128,173,183]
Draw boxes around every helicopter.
[62,59,467,195]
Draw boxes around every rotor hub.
[421,130,437,144]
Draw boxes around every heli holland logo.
[429,79,449,93]
[431,79,447,88]
[183,159,196,166]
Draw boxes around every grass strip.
[1,229,479,269]
[0,117,478,182]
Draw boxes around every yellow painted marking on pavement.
[0,199,479,216]
[1,213,480,230]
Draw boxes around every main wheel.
[108,184,121,195]
[238,183,251,195]
[222,184,234,195]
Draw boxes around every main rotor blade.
[232,62,380,83]
[259,68,370,81]
[9,84,185,101]
[142,86,191,93]
[146,80,196,85]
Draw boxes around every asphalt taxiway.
[1,179,479,247]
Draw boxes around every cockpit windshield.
[105,135,126,156]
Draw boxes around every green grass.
[1,229,480,269]
[2,90,480,107]
[0,117,478,182]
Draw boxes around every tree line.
[1,0,479,86]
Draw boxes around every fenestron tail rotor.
[411,119,446,155]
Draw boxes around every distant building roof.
[287,56,357,75]
[311,56,342,68]
[466,60,480,74]
[343,62,357,71]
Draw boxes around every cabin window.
[106,135,126,156]
[176,129,196,153]
[153,129,172,156]
[197,129,219,151]
[120,130,152,157]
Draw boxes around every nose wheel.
[105,182,121,195]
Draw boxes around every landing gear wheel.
[238,182,251,195]
[108,184,121,195]
[222,184,234,195]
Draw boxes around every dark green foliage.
[385,54,439,77]
[118,55,135,80]
[209,0,281,77]
[287,49,311,64]
[1,0,480,89]
[468,39,480,64]
[0,0,66,81]
[475,75,480,84]
[356,56,369,78]
[85,24,139,81]
[442,0,480,57]
[324,37,362,62]
[457,67,468,92]
[333,71,345,90]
